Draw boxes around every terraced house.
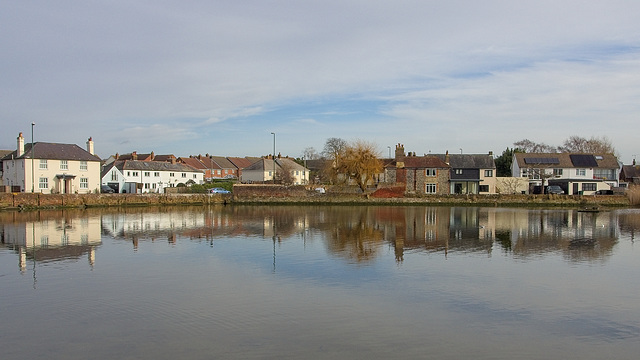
[1,133,101,194]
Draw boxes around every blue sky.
[2,1,639,163]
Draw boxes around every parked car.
[545,185,564,194]
[101,185,115,193]
[209,187,231,194]
[595,189,614,195]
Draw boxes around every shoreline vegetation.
[1,183,638,211]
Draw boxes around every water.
[1,206,640,359]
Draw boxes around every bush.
[627,185,640,206]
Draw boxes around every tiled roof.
[116,160,203,173]
[2,142,101,162]
[401,156,450,169]
[209,156,237,169]
[244,158,307,171]
[178,157,206,170]
[227,156,260,169]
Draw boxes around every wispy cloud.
[2,1,639,161]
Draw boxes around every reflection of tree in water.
[324,207,384,263]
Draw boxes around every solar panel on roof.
[570,154,598,167]
[523,157,559,164]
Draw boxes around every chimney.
[150,151,155,160]
[86,137,94,155]
[132,151,137,160]
[395,143,405,168]
[445,150,450,165]
[17,132,24,157]
[489,151,493,156]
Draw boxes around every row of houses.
[382,143,636,195]
[2,133,638,195]
[1,133,309,194]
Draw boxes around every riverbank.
[0,191,631,211]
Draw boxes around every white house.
[1,133,101,194]
[101,159,204,193]
[512,153,620,195]
[241,157,309,185]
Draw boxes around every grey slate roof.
[2,142,101,162]
[432,154,495,169]
[113,160,203,173]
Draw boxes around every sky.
[2,0,639,163]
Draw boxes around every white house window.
[80,161,88,171]
[193,174,197,179]
[154,172,160,177]
[582,183,597,191]
[60,160,68,170]
[39,177,48,189]
[144,172,150,177]
[182,173,187,178]
[80,178,88,189]
[111,171,118,181]
[455,169,463,175]
[426,169,436,177]
[39,159,48,169]
[132,171,139,177]
[576,169,586,176]
[553,169,563,176]
[170,173,175,177]
[484,170,493,177]
[144,183,150,189]
[425,183,437,194]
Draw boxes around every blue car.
[209,187,231,194]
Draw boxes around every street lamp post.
[31,123,35,193]
[271,132,276,184]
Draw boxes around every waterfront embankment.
[0,191,631,211]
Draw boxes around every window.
[553,169,563,176]
[144,172,150,177]
[39,159,48,169]
[154,172,160,177]
[132,171,138,177]
[182,173,187,178]
[425,183,437,194]
[60,160,68,170]
[576,169,586,176]
[80,161,87,171]
[169,173,175,177]
[111,171,118,181]
[144,183,150,189]
[455,169,463,175]
[193,174,197,178]
[484,170,493,177]
[582,183,597,191]
[479,185,489,192]
[127,171,130,176]
[80,178,88,189]
[39,177,48,189]
[425,168,436,177]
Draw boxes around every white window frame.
[80,178,88,189]
[39,159,48,169]
[80,161,88,171]
[425,183,437,194]
[39,177,48,189]
[60,160,68,170]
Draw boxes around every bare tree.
[559,135,618,156]
[302,147,320,160]
[513,139,558,153]
[322,138,348,184]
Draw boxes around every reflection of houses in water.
[0,212,101,271]
[492,208,619,260]
[375,207,496,262]
[99,207,311,248]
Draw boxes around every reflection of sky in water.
[1,206,640,359]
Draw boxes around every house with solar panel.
[511,153,621,195]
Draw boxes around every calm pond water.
[1,205,640,360]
